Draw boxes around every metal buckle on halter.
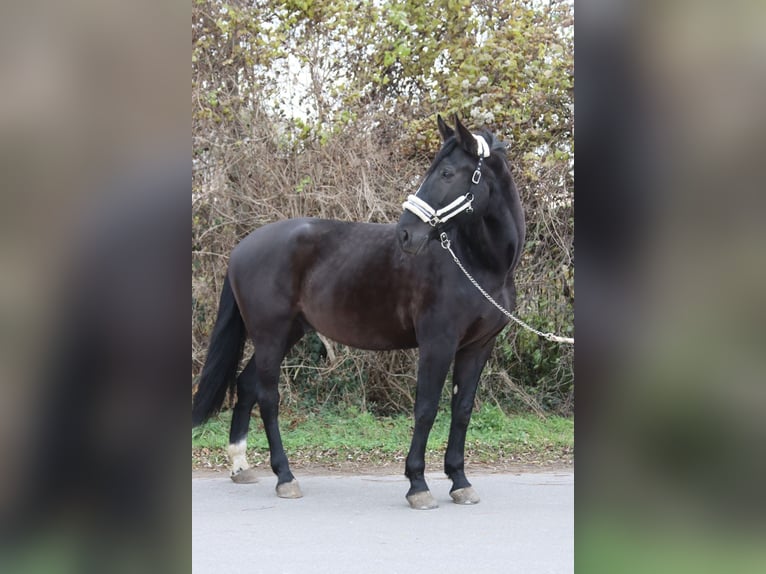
[428,215,440,227]
[440,232,450,249]
[465,193,474,214]
[472,169,482,184]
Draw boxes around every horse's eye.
[441,169,454,179]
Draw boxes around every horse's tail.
[192,275,247,427]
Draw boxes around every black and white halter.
[402,134,491,227]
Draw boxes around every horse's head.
[397,114,503,255]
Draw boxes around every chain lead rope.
[439,233,574,345]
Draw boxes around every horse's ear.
[453,114,478,156]
[437,114,454,141]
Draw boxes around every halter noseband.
[402,134,491,227]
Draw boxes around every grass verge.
[192,405,573,471]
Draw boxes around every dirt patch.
[192,448,573,478]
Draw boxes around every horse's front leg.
[444,339,496,505]
[405,338,456,509]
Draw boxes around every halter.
[402,134,491,227]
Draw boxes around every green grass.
[192,405,573,469]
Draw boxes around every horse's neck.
[457,207,519,277]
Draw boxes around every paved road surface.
[192,470,573,574]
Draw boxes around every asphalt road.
[192,470,573,574]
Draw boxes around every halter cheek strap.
[402,134,490,227]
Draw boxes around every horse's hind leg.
[253,337,303,499]
[243,318,306,498]
[227,356,259,483]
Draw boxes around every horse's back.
[229,217,394,271]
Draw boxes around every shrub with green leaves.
[193,0,573,415]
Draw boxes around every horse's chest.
[447,286,510,345]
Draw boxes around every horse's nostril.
[401,229,409,244]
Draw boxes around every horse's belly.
[301,306,417,351]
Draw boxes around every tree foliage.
[193,0,574,415]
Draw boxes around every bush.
[192,0,573,415]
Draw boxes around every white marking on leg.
[227,439,249,476]
[453,384,458,395]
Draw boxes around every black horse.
[192,115,525,509]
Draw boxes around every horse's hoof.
[406,490,438,510]
[450,486,480,505]
[230,468,260,484]
[276,479,303,499]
